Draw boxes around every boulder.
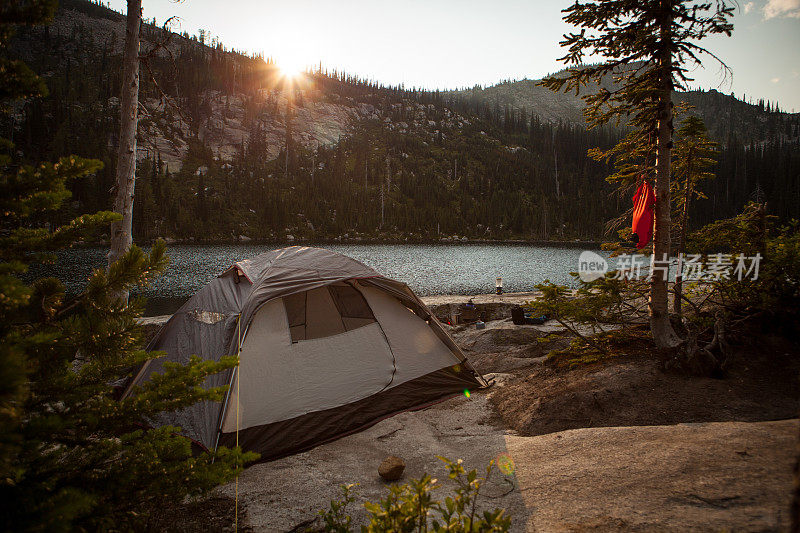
[378,455,405,481]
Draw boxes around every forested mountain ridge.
[454,76,796,145]
[9,0,376,171]
[7,0,800,243]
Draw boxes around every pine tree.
[0,3,256,529]
[672,113,718,316]
[540,0,734,348]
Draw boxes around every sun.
[277,56,306,79]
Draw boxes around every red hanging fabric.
[631,180,655,249]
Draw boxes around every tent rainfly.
[123,246,486,460]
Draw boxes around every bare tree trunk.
[672,184,691,316]
[651,4,682,349]
[311,145,315,187]
[285,99,291,181]
[673,150,694,316]
[109,0,142,291]
[553,130,560,198]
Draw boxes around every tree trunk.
[651,3,682,349]
[673,149,694,316]
[285,107,290,180]
[109,0,141,293]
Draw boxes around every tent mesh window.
[283,284,377,343]
[329,284,374,319]
[284,291,307,342]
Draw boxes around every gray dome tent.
[123,246,486,460]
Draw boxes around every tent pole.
[213,314,243,454]
[213,365,238,456]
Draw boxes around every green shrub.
[320,457,511,532]
[688,202,800,330]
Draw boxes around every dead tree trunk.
[673,151,694,317]
[650,4,682,349]
[284,97,292,181]
[109,0,142,296]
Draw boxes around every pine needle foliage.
[0,3,257,530]
[672,113,718,220]
[539,0,734,132]
[525,274,650,356]
[539,0,733,199]
[671,112,718,314]
[0,0,57,103]
[538,0,734,348]
[688,202,800,329]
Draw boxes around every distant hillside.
[6,0,799,243]
[451,73,797,145]
[10,0,376,172]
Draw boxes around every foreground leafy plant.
[319,458,511,532]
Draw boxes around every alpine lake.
[29,243,607,316]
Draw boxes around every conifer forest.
[4,0,800,530]
[8,0,799,244]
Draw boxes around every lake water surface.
[31,243,605,315]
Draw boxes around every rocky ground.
[161,295,798,532]
[508,419,796,532]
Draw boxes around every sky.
[107,0,800,112]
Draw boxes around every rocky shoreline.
[82,238,602,248]
[139,292,542,330]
